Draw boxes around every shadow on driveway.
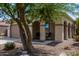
[72,42,79,47]
[47,41,62,46]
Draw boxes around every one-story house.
[0,12,76,42]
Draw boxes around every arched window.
[68,23,70,38]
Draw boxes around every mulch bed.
[0,43,24,56]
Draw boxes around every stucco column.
[70,26,72,38]
[55,24,64,42]
[7,25,10,37]
[66,26,68,39]
[40,22,45,41]
[72,24,76,38]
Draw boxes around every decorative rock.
[20,51,29,56]
[22,51,27,54]
[59,52,67,56]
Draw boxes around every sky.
[68,13,77,20]
[0,3,78,21]
[0,12,77,21]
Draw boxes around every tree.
[76,18,79,35]
[71,4,79,35]
[0,3,32,53]
[27,4,76,23]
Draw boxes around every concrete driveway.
[0,36,21,44]
[0,36,55,45]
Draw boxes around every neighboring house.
[0,21,10,37]
[0,12,76,42]
[10,23,20,38]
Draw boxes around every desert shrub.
[63,46,71,50]
[73,35,79,42]
[67,52,79,56]
[4,42,15,50]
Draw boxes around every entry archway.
[68,23,71,38]
[45,22,55,40]
[64,21,67,40]
[49,22,55,40]
[32,21,40,40]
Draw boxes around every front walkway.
[0,36,59,45]
[0,36,21,44]
[33,39,75,56]
[0,36,73,45]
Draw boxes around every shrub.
[4,42,15,50]
[73,35,79,42]
[64,46,71,50]
[67,52,79,56]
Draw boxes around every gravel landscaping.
[32,39,79,56]
[0,38,79,56]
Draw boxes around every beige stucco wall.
[55,16,74,41]
[0,26,7,35]
[55,25,64,41]
[62,17,74,39]
[11,24,20,38]
[11,24,33,39]
[40,21,46,41]
[10,14,74,42]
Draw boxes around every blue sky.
[0,3,79,21]
[67,13,77,20]
[0,12,77,21]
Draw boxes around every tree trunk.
[17,22,28,50]
[23,22,32,53]
[16,3,32,53]
[13,18,29,51]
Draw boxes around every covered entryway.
[45,22,55,40]
[32,21,40,40]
